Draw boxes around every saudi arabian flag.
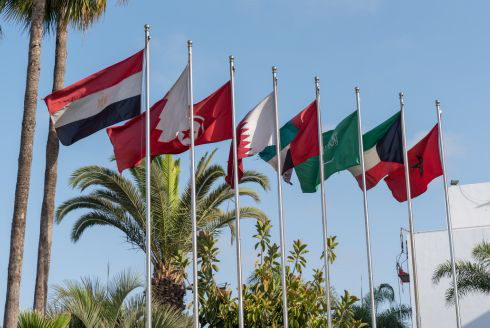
[295,111,359,193]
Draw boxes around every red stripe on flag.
[290,101,319,167]
[354,161,403,190]
[45,50,144,114]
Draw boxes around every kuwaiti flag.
[347,111,404,189]
[107,65,232,173]
[259,101,319,184]
[45,50,144,146]
[225,92,275,187]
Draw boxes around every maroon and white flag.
[45,50,144,146]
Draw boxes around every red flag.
[107,81,232,173]
[384,124,442,202]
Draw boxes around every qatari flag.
[45,50,144,146]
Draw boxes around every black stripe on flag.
[376,114,403,164]
[56,95,141,146]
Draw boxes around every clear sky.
[1,0,489,322]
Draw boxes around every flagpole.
[229,55,245,328]
[144,24,152,328]
[398,92,422,328]
[354,87,377,328]
[272,66,289,328]
[188,40,199,328]
[314,77,332,327]
[435,99,462,328]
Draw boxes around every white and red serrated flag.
[225,92,276,187]
[45,50,144,146]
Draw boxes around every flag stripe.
[52,71,142,128]
[56,95,141,146]
[45,50,144,113]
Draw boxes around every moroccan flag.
[259,101,319,184]
[225,93,275,188]
[107,70,232,173]
[294,111,359,193]
[384,124,442,202]
[348,111,404,189]
[45,50,144,146]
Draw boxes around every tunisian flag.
[384,124,442,202]
[107,79,232,173]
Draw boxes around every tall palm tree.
[31,0,108,314]
[49,270,192,328]
[56,151,269,309]
[433,240,490,302]
[1,0,47,327]
[351,283,411,328]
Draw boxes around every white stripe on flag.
[348,146,381,177]
[52,71,142,128]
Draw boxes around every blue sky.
[1,0,489,322]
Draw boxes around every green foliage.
[197,219,367,328]
[48,270,192,328]
[433,240,490,302]
[351,284,411,328]
[18,312,70,328]
[56,152,269,269]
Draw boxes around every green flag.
[295,111,359,193]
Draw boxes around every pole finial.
[435,99,441,106]
[399,92,404,98]
[187,40,193,47]
[355,86,360,93]
[229,55,235,61]
[272,66,277,73]
[144,24,150,31]
[315,76,320,83]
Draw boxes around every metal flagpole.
[188,40,200,328]
[229,56,245,328]
[398,92,422,328]
[272,66,289,328]
[435,99,462,328]
[144,24,152,328]
[314,77,332,327]
[354,87,377,328]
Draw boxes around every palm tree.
[351,283,411,328]
[49,270,192,328]
[56,151,269,309]
[17,312,70,328]
[1,0,47,327]
[433,240,490,302]
[31,0,108,314]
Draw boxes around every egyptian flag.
[348,111,404,189]
[45,50,144,146]
[107,65,232,173]
[385,124,442,202]
[225,92,275,188]
[259,101,319,184]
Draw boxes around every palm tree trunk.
[3,0,46,327]
[33,17,67,314]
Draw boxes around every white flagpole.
[229,55,245,328]
[398,92,422,328]
[354,87,377,328]
[272,66,289,328]
[435,99,462,328]
[188,40,200,328]
[314,77,332,327]
[144,24,152,328]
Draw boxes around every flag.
[225,93,275,187]
[294,111,359,193]
[384,124,442,202]
[107,78,232,173]
[348,111,404,189]
[259,101,319,183]
[45,50,144,146]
